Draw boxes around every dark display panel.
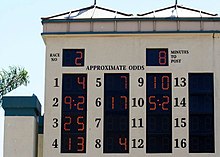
[189,73,215,153]
[61,74,87,153]
[146,73,172,153]
[146,48,168,66]
[62,49,85,67]
[104,73,129,153]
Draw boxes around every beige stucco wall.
[42,33,220,157]
[4,116,38,157]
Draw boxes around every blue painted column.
[2,95,42,157]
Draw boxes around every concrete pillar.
[38,116,44,157]
[2,95,41,157]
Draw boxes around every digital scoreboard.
[43,33,220,157]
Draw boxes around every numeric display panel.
[61,74,87,153]
[104,73,129,153]
[146,48,168,66]
[189,73,215,153]
[62,49,85,67]
[146,73,172,153]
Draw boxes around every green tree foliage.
[0,66,29,100]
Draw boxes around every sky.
[0,0,219,156]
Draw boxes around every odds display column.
[104,73,129,153]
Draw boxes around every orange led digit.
[68,138,72,151]
[162,76,170,90]
[159,51,167,65]
[154,76,157,89]
[77,137,85,152]
[64,116,71,131]
[77,76,86,90]
[119,137,128,151]
[75,51,83,66]
[120,96,128,110]
[111,97,115,110]
[149,96,157,111]
[77,116,84,131]
[162,96,169,111]
[64,96,72,110]
[120,76,128,89]
[77,96,84,111]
